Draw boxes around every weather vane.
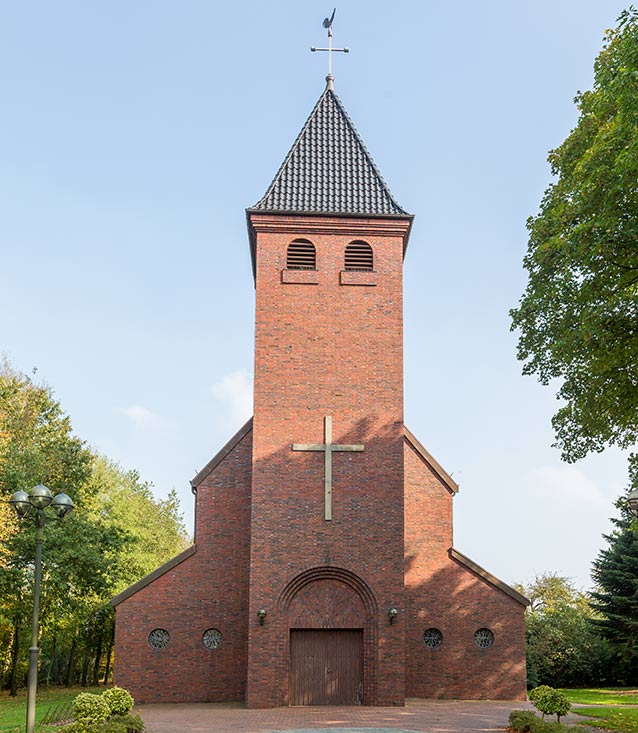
[311,9,349,88]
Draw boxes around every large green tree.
[510,8,638,466]
[0,361,190,691]
[0,360,97,693]
[515,573,611,688]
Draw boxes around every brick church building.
[112,74,528,706]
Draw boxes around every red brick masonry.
[112,214,527,705]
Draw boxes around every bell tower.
[245,79,413,707]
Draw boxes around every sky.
[0,1,633,592]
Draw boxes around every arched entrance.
[278,567,377,706]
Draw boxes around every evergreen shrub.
[63,688,143,733]
[102,686,135,715]
[508,709,580,733]
[509,710,542,732]
[528,686,572,722]
[72,693,110,724]
[60,723,97,733]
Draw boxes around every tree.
[0,360,190,691]
[515,573,611,687]
[510,8,638,468]
[0,360,96,693]
[590,475,638,684]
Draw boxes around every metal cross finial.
[310,8,349,89]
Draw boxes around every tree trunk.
[44,630,56,689]
[103,624,115,686]
[9,616,20,696]
[81,648,89,687]
[65,637,76,687]
[92,629,103,685]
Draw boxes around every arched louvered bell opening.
[287,239,316,270]
[344,241,374,271]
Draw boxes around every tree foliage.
[510,8,638,465]
[590,481,638,684]
[515,573,611,688]
[0,360,190,692]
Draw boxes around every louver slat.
[344,241,373,271]
[287,240,316,270]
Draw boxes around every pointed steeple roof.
[248,83,411,218]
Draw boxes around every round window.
[474,628,494,649]
[148,628,170,649]
[422,628,443,649]
[202,628,223,649]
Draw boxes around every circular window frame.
[473,628,494,649]
[422,628,443,649]
[202,628,223,650]
[148,628,170,649]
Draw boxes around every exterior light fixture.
[628,488,638,518]
[257,609,267,625]
[8,484,74,733]
[388,607,398,624]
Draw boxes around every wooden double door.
[289,629,363,705]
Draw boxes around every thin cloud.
[115,404,171,432]
[529,465,606,506]
[211,369,253,427]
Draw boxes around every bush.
[528,685,553,705]
[98,719,128,733]
[122,713,144,731]
[72,693,111,724]
[509,710,542,732]
[528,685,572,722]
[60,713,144,733]
[509,709,580,733]
[102,686,135,715]
[60,723,100,733]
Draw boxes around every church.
[112,64,528,706]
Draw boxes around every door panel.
[290,629,363,705]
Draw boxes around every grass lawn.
[572,705,638,732]
[0,686,103,732]
[561,687,638,705]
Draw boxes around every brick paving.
[137,699,538,733]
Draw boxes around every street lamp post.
[9,484,74,733]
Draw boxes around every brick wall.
[113,429,252,703]
[403,439,527,700]
[247,213,411,707]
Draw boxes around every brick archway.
[278,567,378,705]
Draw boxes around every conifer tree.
[590,471,638,684]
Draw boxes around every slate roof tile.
[248,85,410,217]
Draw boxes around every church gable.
[112,421,253,703]
[404,427,458,495]
[449,548,528,607]
[191,417,253,490]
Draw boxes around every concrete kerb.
[136,698,542,733]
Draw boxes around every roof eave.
[191,417,254,488]
[449,548,530,607]
[111,544,197,607]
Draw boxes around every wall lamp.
[388,607,398,624]
[257,608,267,625]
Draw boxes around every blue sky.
[1,1,632,590]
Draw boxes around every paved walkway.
[137,699,539,733]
